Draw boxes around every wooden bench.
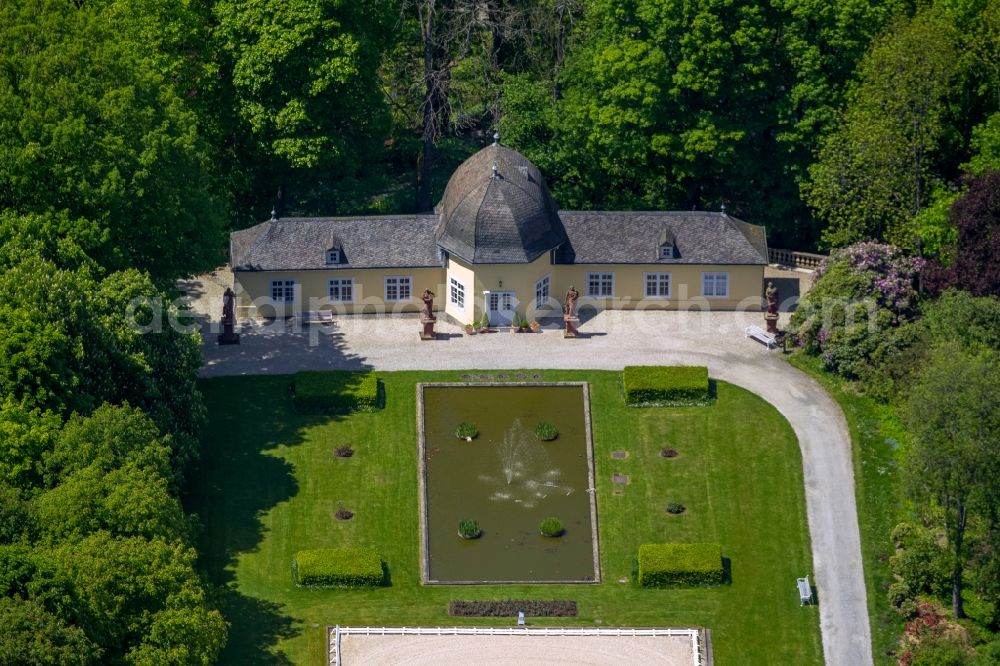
[294,310,335,325]
[797,576,814,605]
[745,324,777,349]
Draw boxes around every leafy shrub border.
[293,547,384,588]
[638,543,724,587]
[622,366,711,407]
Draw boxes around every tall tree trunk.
[952,504,967,619]
[417,0,436,213]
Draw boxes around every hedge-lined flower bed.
[448,600,578,617]
[292,371,381,413]
[638,542,724,587]
[293,547,384,587]
[623,366,710,406]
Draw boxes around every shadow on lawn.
[184,365,374,662]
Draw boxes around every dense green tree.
[54,532,226,663]
[45,405,172,487]
[33,463,189,544]
[500,0,902,246]
[0,401,61,491]
[215,0,396,215]
[922,289,1000,352]
[0,596,99,666]
[0,0,225,282]
[807,7,960,249]
[904,344,1000,618]
[0,484,32,543]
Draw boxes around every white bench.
[295,310,335,325]
[797,576,814,605]
[745,324,777,349]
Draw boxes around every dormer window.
[326,248,340,265]
[658,228,675,260]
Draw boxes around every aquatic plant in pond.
[534,421,559,441]
[540,517,565,537]
[458,520,482,539]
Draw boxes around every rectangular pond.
[417,383,600,584]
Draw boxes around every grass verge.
[789,354,905,665]
[185,370,821,665]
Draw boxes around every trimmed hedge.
[293,547,384,587]
[623,366,710,406]
[448,600,578,617]
[292,371,380,413]
[638,543,724,587]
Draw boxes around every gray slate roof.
[435,144,567,263]
[230,215,442,271]
[554,211,767,265]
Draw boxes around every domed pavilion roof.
[435,142,567,264]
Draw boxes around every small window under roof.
[658,228,675,259]
[326,234,343,265]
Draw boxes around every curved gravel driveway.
[197,307,871,666]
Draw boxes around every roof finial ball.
[270,208,278,222]
[720,203,727,217]
[493,131,500,146]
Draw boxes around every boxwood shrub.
[622,366,710,406]
[292,371,381,413]
[638,543,724,587]
[293,547,384,587]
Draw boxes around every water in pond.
[421,385,598,583]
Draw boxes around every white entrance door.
[486,291,517,327]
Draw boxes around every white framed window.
[586,272,614,297]
[449,277,465,309]
[659,245,674,259]
[645,272,671,298]
[270,279,295,302]
[535,274,550,305]
[328,278,353,302]
[702,272,729,298]
[384,276,412,301]
[326,249,340,264]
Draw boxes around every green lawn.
[789,355,906,665]
[185,371,821,665]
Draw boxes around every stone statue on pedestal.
[764,281,780,334]
[563,285,580,338]
[218,287,241,345]
[419,289,437,340]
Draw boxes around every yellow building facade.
[231,143,768,325]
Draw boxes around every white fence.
[328,625,706,666]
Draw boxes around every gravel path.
[183,270,869,666]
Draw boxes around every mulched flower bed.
[448,600,578,617]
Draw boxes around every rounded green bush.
[454,422,478,440]
[534,422,558,441]
[458,519,482,539]
[539,517,564,537]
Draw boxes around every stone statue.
[421,290,435,319]
[564,286,579,318]
[419,289,437,340]
[218,287,240,345]
[764,281,779,334]
[563,285,580,338]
